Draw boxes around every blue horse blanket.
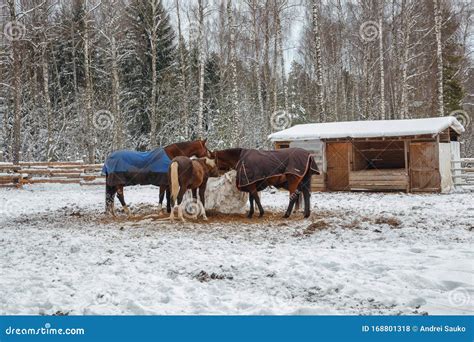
[102,148,171,175]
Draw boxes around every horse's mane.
[216,148,244,156]
[167,140,203,149]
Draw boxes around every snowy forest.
[0,0,472,163]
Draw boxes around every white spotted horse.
[102,140,210,216]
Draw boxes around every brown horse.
[210,148,319,218]
[104,139,210,216]
[168,156,218,221]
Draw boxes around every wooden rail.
[0,161,104,188]
[451,158,474,188]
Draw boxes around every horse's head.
[166,139,210,159]
[193,139,210,158]
[210,148,241,171]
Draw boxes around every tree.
[6,0,22,164]
[378,0,386,120]
[126,0,175,147]
[196,0,206,138]
[433,0,444,116]
[82,0,95,162]
[312,0,324,122]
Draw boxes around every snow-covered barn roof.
[268,117,465,141]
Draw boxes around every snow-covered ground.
[0,184,472,315]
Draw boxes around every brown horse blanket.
[236,148,320,188]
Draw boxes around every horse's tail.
[170,161,179,205]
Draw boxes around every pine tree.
[125,0,175,147]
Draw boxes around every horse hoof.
[247,213,253,219]
[283,214,290,218]
[259,213,264,218]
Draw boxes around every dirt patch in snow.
[95,207,327,226]
[193,270,234,282]
[374,216,402,227]
[293,220,330,237]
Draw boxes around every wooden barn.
[268,117,465,193]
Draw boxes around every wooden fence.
[451,158,474,188]
[0,161,104,188]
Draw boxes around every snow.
[0,184,472,315]
[268,117,465,141]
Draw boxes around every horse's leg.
[293,192,300,213]
[253,192,264,217]
[116,185,131,216]
[176,187,187,222]
[247,186,264,218]
[158,186,165,212]
[247,193,255,218]
[169,189,175,221]
[165,187,171,213]
[302,187,311,218]
[301,174,312,218]
[284,191,300,218]
[105,185,117,216]
[198,183,207,220]
[284,175,300,218]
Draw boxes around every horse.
[210,148,319,218]
[102,139,210,216]
[168,156,219,221]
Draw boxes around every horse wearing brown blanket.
[210,148,319,218]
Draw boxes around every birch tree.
[82,0,95,163]
[175,0,189,139]
[99,0,126,150]
[226,0,239,145]
[433,0,445,116]
[378,1,385,120]
[312,0,324,122]
[247,0,265,144]
[6,0,22,164]
[39,1,54,160]
[196,0,206,138]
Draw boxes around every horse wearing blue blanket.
[102,140,210,216]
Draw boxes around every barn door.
[326,142,350,191]
[409,142,441,192]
